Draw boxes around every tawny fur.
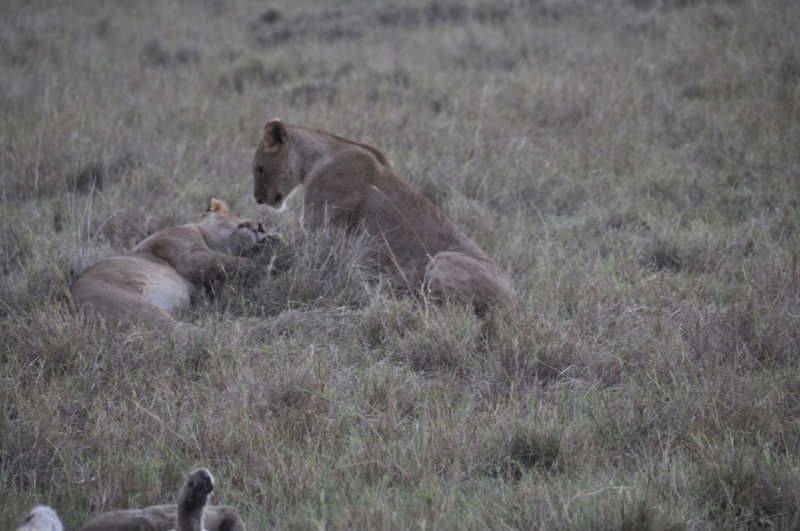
[70,199,268,330]
[252,119,512,314]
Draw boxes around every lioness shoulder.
[70,199,270,330]
[252,119,512,315]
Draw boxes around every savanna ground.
[2,0,800,529]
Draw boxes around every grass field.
[2,0,800,529]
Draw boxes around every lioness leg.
[177,468,214,531]
[76,505,244,531]
[77,468,243,531]
[171,251,257,288]
[424,251,512,316]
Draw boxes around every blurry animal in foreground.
[70,199,277,330]
[252,119,513,315]
[77,468,246,531]
[15,506,63,531]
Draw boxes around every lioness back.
[252,119,512,314]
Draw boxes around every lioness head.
[253,118,300,208]
[199,198,266,255]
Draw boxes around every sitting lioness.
[252,119,512,314]
[70,199,269,330]
[77,468,246,531]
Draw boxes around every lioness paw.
[185,468,215,497]
[263,232,283,249]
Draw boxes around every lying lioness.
[70,199,270,330]
[252,119,512,314]
[77,468,245,531]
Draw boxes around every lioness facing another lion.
[252,119,512,314]
[70,199,270,330]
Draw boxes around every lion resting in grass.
[70,199,270,330]
[77,468,246,531]
[252,119,512,315]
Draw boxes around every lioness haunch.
[252,119,512,315]
[71,199,272,330]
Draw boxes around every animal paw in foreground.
[256,232,284,254]
[76,467,246,531]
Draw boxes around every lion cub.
[77,468,246,531]
[253,119,512,315]
[70,199,269,330]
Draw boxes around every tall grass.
[2,0,800,529]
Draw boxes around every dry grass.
[2,0,800,529]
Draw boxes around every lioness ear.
[262,118,288,151]
[207,198,229,214]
